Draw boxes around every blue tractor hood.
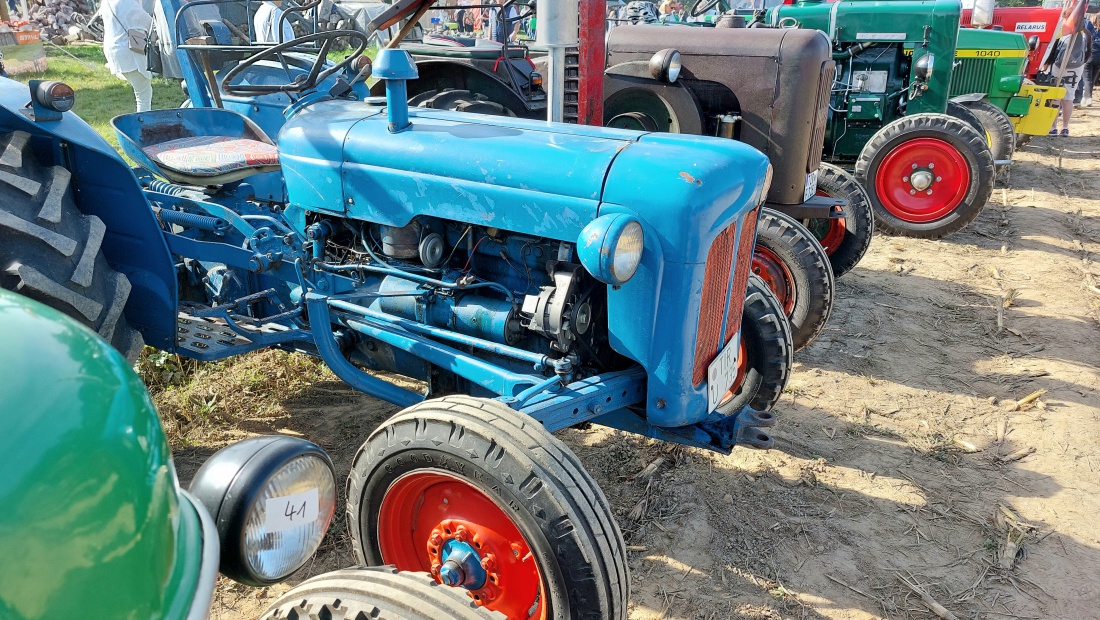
[279,100,771,428]
[281,101,639,240]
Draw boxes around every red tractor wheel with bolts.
[855,113,994,239]
[802,163,875,278]
[753,209,834,352]
[346,395,628,620]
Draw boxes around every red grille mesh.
[691,224,737,386]
[691,209,760,387]
[725,207,759,344]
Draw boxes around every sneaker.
[1050,128,1059,135]
[1086,97,1094,106]
[1061,128,1070,136]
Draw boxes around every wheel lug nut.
[912,163,918,169]
[910,189,916,195]
[936,176,942,182]
[928,163,935,168]
[454,526,468,543]
[903,176,909,182]
[429,533,444,547]
[926,189,933,195]
[480,554,496,571]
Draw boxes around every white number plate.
[707,338,740,413]
[264,488,319,533]
[803,170,819,202]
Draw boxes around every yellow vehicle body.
[1012,82,1066,136]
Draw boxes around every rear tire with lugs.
[803,163,874,278]
[261,566,503,619]
[0,131,142,360]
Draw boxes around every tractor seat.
[111,108,281,186]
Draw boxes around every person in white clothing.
[254,1,295,44]
[102,0,154,112]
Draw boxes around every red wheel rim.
[874,137,970,223]
[751,247,796,314]
[378,471,546,620]
[812,189,847,254]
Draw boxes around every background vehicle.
[764,0,996,239]
[0,1,790,617]
[0,289,498,620]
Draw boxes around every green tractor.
[763,0,998,239]
[951,26,1065,151]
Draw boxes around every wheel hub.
[908,169,934,192]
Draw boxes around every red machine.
[961,6,1063,78]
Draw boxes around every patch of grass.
[18,45,186,148]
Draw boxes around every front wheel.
[718,274,793,414]
[963,100,1016,165]
[802,163,875,278]
[261,567,503,619]
[753,209,834,351]
[855,113,995,239]
[346,395,628,620]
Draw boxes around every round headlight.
[1027,35,1040,52]
[914,53,935,82]
[577,214,645,285]
[189,436,336,586]
[649,48,682,83]
[33,81,75,113]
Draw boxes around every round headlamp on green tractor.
[577,213,645,285]
[914,53,935,82]
[189,436,337,586]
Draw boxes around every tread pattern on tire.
[854,113,995,240]
[0,131,143,359]
[755,208,834,351]
[964,99,1016,165]
[718,274,793,413]
[346,395,629,620]
[810,162,874,277]
[261,566,505,620]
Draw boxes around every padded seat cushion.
[144,136,279,177]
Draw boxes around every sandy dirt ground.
[166,109,1100,620]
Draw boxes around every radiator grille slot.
[807,62,835,173]
[950,58,996,98]
[691,207,760,387]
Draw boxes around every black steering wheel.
[220,29,369,96]
[687,0,727,17]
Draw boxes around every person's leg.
[123,70,154,112]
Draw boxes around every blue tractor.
[0,0,792,617]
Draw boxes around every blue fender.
[0,78,177,350]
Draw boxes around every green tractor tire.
[963,100,1017,165]
[855,113,995,240]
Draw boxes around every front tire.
[346,395,628,620]
[0,131,143,359]
[718,274,793,414]
[753,208,834,351]
[802,163,874,278]
[963,100,1016,165]
[855,113,994,239]
[261,567,503,619]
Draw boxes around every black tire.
[946,101,985,137]
[718,274,793,414]
[753,208,834,351]
[854,113,995,239]
[963,99,1016,165]
[346,395,628,620]
[802,163,874,278]
[261,566,503,619]
[0,131,143,359]
[410,89,517,116]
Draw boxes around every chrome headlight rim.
[649,48,683,83]
[188,436,336,586]
[914,53,935,82]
